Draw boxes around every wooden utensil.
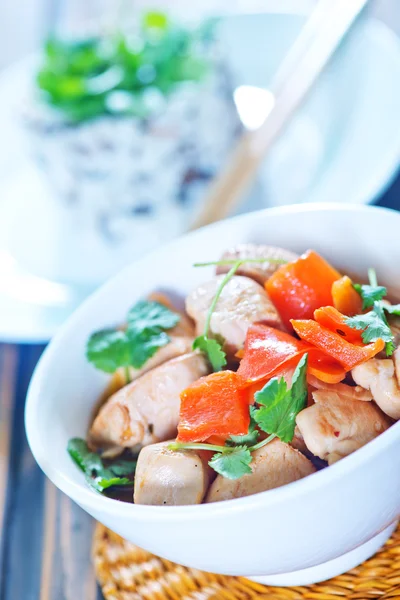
[190,0,369,230]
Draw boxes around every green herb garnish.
[86,300,179,375]
[67,438,136,493]
[252,353,308,443]
[347,268,397,356]
[227,418,259,447]
[37,12,213,123]
[169,354,307,480]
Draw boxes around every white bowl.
[26,204,400,586]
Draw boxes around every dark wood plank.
[0,344,101,600]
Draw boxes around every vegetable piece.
[353,268,387,310]
[86,300,180,373]
[67,438,136,493]
[127,300,180,331]
[307,356,346,384]
[332,276,362,316]
[265,250,341,329]
[209,446,253,479]
[237,324,307,382]
[252,354,308,443]
[291,319,385,370]
[193,335,227,372]
[37,14,212,123]
[346,305,394,356]
[346,268,397,357]
[314,306,363,344]
[227,418,259,446]
[171,355,308,479]
[237,323,345,385]
[177,370,250,443]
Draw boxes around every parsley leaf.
[383,303,400,316]
[127,328,170,369]
[68,438,103,475]
[227,417,259,446]
[208,446,252,479]
[86,330,131,373]
[67,438,136,494]
[353,283,387,310]
[346,301,394,355]
[107,458,138,476]
[347,269,396,357]
[127,300,179,331]
[91,475,131,492]
[193,335,227,372]
[86,300,179,373]
[252,353,308,443]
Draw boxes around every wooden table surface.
[0,344,102,600]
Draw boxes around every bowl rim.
[25,202,400,520]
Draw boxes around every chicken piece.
[308,375,373,402]
[186,275,283,357]
[134,441,213,505]
[89,352,209,452]
[205,440,315,503]
[216,244,298,285]
[296,390,391,465]
[352,349,400,419]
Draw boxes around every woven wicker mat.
[93,523,400,600]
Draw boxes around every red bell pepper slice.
[237,324,307,381]
[237,324,346,386]
[177,371,250,443]
[331,276,362,316]
[314,306,363,344]
[265,250,341,329]
[291,319,385,370]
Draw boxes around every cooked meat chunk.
[134,441,213,505]
[205,440,315,503]
[216,244,298,285]
[352,349,400,419]
[89,353,209,452]
[308,375,373,401]
[296,390,391,465]
[186,275,283,356]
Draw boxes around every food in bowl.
[68,243,399,506]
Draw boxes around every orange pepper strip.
[291,319,385,370]
[307,355,346,384]
[332,276,362,316]
[314,306,363,344]
[177,371,250,443]
[265,250,341,329]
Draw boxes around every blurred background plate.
[0,11,400,342]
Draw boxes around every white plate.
[1,15,400,342]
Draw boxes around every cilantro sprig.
[346,268,398,356]
[67,438,136,493]
[37,12,214,123]
[192,256,288,371]
[252,353,308,443]
[169,354,307,480]
[86,300,179,379]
